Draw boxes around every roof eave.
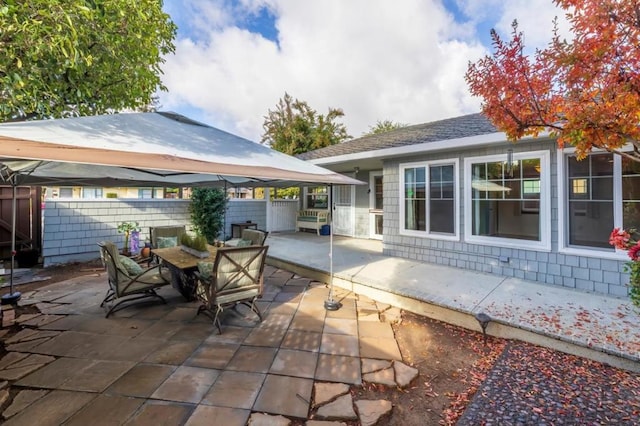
[308,131,552,166]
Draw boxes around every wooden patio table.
[151,244,218,301]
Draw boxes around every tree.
[363,119,408,136]
[0,0,176,121]
[465,0,640,162]
[261,92,350,155]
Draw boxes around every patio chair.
[148,225,187,264]
[194,245,269,334]
[225,229,269,247]
[98,241,171,318]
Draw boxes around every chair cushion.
[197,261,214,280]
[119,255,144,276]
[237,239,253,247]
[157,236,178,248]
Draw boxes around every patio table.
[151,245,218,301]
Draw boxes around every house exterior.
[298,113,639,298]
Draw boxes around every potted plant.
[189,188,227,243]
[117,221,141,255]
[179,233,210,258]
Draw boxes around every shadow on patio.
[0,264,417,425]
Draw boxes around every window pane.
[430,200,454,233]
[429,166,441,182]
[568,156,590,177]
[471,156,541,241]
[592,177,613,200]
[429,182,441,199]
[374,176,383,210]
[442,181,454,199]
[522,158,541,178]
[405,200,425,231]
[568,201,613,248]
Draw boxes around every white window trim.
[464,150,551,251]
[399,158,460,241]
[557,147,629,260]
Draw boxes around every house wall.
[42,199,191,266]
[42,198,268,266]
[381,140,630,298]
[224,199,267,238]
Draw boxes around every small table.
[152,245,219,301]
[231,222,258,238]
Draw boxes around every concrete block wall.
[224,199,267,239]
[381,140,630,298]
[43,199,191,266]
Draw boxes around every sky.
[158,0,570,142]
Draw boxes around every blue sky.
[158,0,566,141]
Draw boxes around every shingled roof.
[297,113,498,161]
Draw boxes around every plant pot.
[180,245,209,258]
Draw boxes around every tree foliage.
[465,0,640,162]
[261,92,350,155]
[0,0,176,121]
[363,119,408,136]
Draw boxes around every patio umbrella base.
[324,299,342,311]
[1,291,21,305]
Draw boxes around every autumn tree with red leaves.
[466,0,640,162]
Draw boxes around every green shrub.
[189,188,227,244]
[180,233,208,251]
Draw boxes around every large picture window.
[400,160,457,238]
[464,151,550,250]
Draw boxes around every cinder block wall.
[42,199,191,266]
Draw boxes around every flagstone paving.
[0,265,415,424]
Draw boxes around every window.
[567,153,613,248]
[138,188,153,199]
[400,160,457,238]
[464,151,550,250]
[82,187,103,199]
[622,157,640,232]
[306,186,328,209]
[59,187,73,198]
[562,151,640,252]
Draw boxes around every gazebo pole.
[1,181,22,305]
[324,183,341,311]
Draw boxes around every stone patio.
[0,265,418,425]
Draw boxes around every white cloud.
[159,0,558,141]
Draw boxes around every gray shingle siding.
[381,139,629,298]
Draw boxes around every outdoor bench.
[296,210,329,235]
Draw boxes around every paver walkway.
[0,265,416,425]
[265,233,640,368]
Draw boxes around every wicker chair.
[194,245,269,334]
